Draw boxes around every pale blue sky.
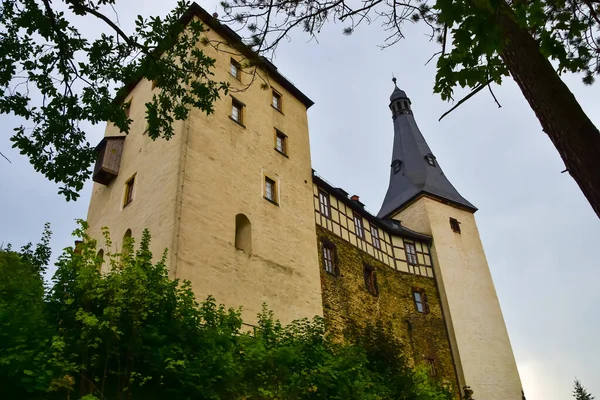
[1,1,599,399]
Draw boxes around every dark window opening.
[405,242,418,265]
[363,264,379,296]
[264,177,277,204]
[231,98,244,124]
[322,242,337,275]
[235,214,252,253]
[318,189,331,218]
[230,59,241,80]
[275,129,287,155]
[426,154,436,167]
[272,90,282,111]
[392,160,402,174]
[371,226,381,250]
[450,217,461,233]
[124,175,135,207]
[354,213,364,239]
[412,288,430,314]
[425,358,437,377]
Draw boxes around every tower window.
[122,228,132,256]
[235,213,252,253]
[275,129,287,155]
[371,226,381,250]
[363,264,379,296]
[318,189,331,218]
[230,58,241,80]
[264,177,277,204]
[426,154,436,166]
[353,213,364,239]
[392,160,401,174]
[405,242,418,265]
[96,249,104,272]
[231,97,244,125]
[449,217,461,233]
[412,288,429,313]
[322,242,337,275]
[124,175,135,207]
[272,90,282,111]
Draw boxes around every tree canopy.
[574,379,596,400]
[0,224,453,400]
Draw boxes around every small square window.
[318,189,331,218]
[426,154,436,167]
[412,288,429,314]
[405,242,418,265]
[354,213,364,239]
[124,175,135,207]
[363,264,379,296]
[230,59,241,80]
[392,160,401,174]
[272,90,282,111]
[371,226,381,250]
[264,177,277,204]
[449,217,461,233]
[275,129,287,155]
[231,98,244,124]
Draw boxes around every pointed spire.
[377,83,476,218]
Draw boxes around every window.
[124,175,135,207]
[96,249,104,271]
[275,129,287,155]
[425,358,437,377]
[426,154,436,166]
[363,264,379,296]
[122,229,132,256]
[412,288,429,314]
[405,242,418,265]
[230,59,241,80]
[272,90,282,111]
[449,217,461,233]
[231,98,244,124]
[371,226,381,249]
[318,189,331,218]
[264,177,277,204]
[322,243,336,275]
[124,100,131,118]
[392,159,401,174]
[235,214,252,253]
[354,213,364,239]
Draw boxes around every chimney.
[351,195,360,201]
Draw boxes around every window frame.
[274,129,287,156]
[425,154,436,167]
[425,358,437,377]
[363,264,379,296]
[449,217,461,233]
[404,241,418,265]
[371,225,381,250]
[230,58,241,80]
[412,288,430,314]
[353,213,365,239]
[318,189,331,219]
[123,174,136,208]
[392,159,402,174]
[264,176,278,205]
[231,97,244,125]
[272,89,282,112]
[322,242,337,275]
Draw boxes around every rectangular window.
[323,244,335,275]
[230,59,241,80]
[371,226,381,249]
[272,90,282,111]
[449,217,461,233]
[405,242,418,265]
[264,177,277,204]
[425,358,437,377]
[275,129,287,155]
[124,175,135,207]
[354,213,364,239]
[412,289,429,314]
[363,264,379,296]
[318,189,331,218]
[231,98,244,124]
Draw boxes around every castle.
[86,3,523,399]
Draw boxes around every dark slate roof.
[114,2,313,109]
[312,171,432,243]
[390,86,408,102]
[377,86,477,218]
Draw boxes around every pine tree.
[574,379,595,400]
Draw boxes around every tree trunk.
[496,2,600,218]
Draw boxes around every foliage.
[574,379,595,400]
[0,224,452,400]
[1,0,227,200]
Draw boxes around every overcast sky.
[1,1,599,399]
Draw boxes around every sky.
[1,1,599,399]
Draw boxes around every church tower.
[378,80,523,399]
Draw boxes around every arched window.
[96,249,104,271]
[235,214,252,254]
[122,229,132,255]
